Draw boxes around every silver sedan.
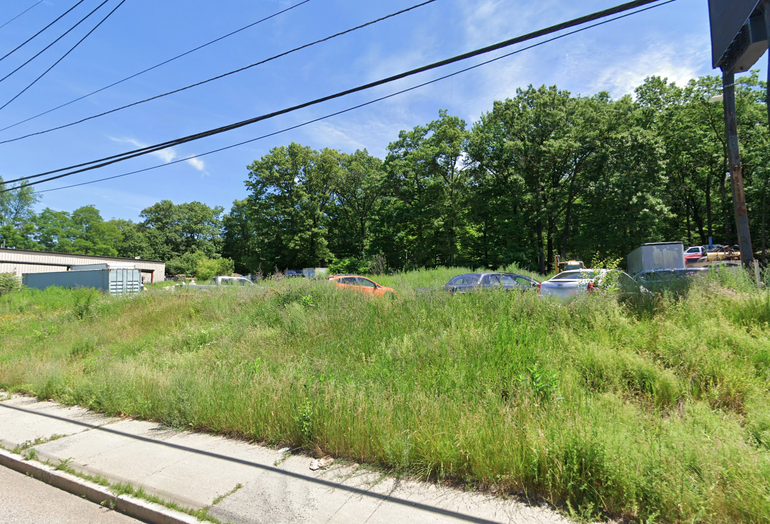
[538,269,640,303]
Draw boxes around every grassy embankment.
[1,267,769,522]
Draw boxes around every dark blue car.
[443,272,539,293]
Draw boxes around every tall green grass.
[1,273,769,522]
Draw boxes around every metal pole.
[722,71,754,266]
[766,2,770,129]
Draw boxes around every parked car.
[443,272,539,293]
[328,275,396,297]
[185,275,255,291]
[285,269,304,278]
[684,246,707,265]
[208,276,253,286]
[634,267,709,293]
[538,269,641,303]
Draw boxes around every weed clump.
[0,273,21,296]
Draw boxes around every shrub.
[195,257,234,280]
[71,287,99,320]
[0,272,21,296]
[328,257,370,275]
[166,251,207,276]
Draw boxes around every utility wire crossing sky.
[1,0,677,191]
[0,0,751,221]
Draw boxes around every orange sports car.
[328,275,396,297]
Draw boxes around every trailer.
[626,242,685,277]
[23,266,142,295]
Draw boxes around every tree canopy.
[2,73,769,276]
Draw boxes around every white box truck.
[626,242,685,277]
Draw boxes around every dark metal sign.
[709,0,762,68]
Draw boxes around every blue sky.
[0,0,762,222]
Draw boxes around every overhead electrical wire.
[33,0,678,195]
[0,0,45,32]
[0,0,313,134]
[0,0,110,85]
[0,0,87,64]
[1,0,675,192]
[0,0,439,145]
[1,0,673,189]
[0,0,126,111]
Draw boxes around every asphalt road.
[0,465,141,524]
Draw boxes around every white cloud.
[153,148,176,163]
[301,121,368,152]
[458,0,575,48]
[110,138,207,175]
[296,111,424,158]
[186,157,207,173]
[461,1,533,47]
[446,0,713,113]
[588,40,711,97]
[108,136,178,164]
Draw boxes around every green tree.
[177,201,224,256]
[33,208,75,252]
[634,74,767,250]
[467,87,607,272]
[221,199,254,275]
[382,110,468,268]
[0,179,39,249]
[139,200,182,261]
[573,98,669,259]
[166,250,206,276]
[195,256,234,280]
[139,200,224,261]
[244,143,338,272]
[70,205,120,256]
[327,149,384,260]
[108,219,152,259]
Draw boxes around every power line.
[0,0,439,145]
[1,0,675,191]
[1,0,673,188]
[0,0,45,31]
[1,0,87,64]
[0,0,313,134]
[33,0,678,195]
[0,0,126,110]
[0,0,110,85]
[0,0,126,111]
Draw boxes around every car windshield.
[551,270,598,280]
[447,274,482,286]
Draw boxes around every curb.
[0,448,201,524]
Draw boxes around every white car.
[538,269,640,303]
[208,276,252,286]
[185,276,254,291]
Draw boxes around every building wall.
[0,248,165,284]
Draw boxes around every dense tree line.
[234,75,770,273]
[0,194,227,276]
[2,74,769,274]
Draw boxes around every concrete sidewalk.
[0,392,572,524]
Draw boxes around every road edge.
[0,447,201,524]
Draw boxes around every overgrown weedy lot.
[1,269,770,522]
